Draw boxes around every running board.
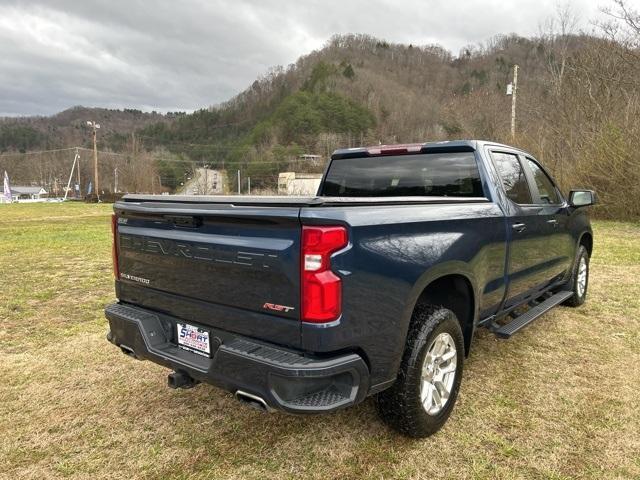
[492,291,574,339]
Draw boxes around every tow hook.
[167,371,199,389]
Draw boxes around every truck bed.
[120,194,490,207]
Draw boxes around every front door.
[489,151,555,308]
[522,156,573,282]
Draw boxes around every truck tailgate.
[113,200,302,346]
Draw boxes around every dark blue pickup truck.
[105,140,595,437]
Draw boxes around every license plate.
[176,322,211,357]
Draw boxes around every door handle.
[547,219,558,227]
[512,222,527,233]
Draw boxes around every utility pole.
[114,167,118,193]
[87,120,101,200]
[76,148,81,196]
[63,148,80,201]
[509,64,518,140]
[237,169,241,195]
[131,132,137,193]
[247,177,251,195]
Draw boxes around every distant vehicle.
[105,140,595,437]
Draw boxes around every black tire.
[563,245,589,307]
[375,305,464,438]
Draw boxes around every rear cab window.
[321,152,485,197]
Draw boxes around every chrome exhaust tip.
[119,344,137,359]
[235,390,269,412]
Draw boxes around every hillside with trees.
[0,106,177,152]
[1,1,638,219]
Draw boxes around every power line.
[0,145,252,158]
[2,152,326,166]
[0,147,77,158]
[133,136,255,149]
[0,145,328,166]
[77,147,127,156]
[0,146,129,159]
[148,157,325,165]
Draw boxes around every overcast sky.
[0,0,616,117]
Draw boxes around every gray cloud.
[0,0,607,116]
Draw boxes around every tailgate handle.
[165,215,202,228]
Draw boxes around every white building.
[177,168,226,195]
[278,172,323,196]
[1,185,48,202]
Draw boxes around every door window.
[491,152,532,204]
[526,158,561,204]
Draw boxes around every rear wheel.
[563,245,589,307]
[375,305,464,438]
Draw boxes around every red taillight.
[111,214,120,279]
[301,225,348,323]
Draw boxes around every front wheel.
[563,245,590,307]
[375,305,464,438]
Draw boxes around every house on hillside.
[299,154,322,162]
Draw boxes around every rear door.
[489,150,553,307]
[114,200,302,345]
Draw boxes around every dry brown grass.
[1,204,639,479]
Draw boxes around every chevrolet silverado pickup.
[105,140,595,437]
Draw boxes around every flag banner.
[87,181,93,195]
[3,171,12,202]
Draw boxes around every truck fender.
[399,261,480,353]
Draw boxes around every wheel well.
[580,232,593,257]
[415,274,475,355]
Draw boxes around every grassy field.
[1,203,639,480]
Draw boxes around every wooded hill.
[2,1,639,219]
[0,106,177,152]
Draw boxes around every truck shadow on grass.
[125,315,594,478]
[151,388,418,477]
[113,344,497,478]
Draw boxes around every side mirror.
[569,189,596,208]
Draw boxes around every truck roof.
[331,139,528,160]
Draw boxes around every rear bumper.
[105,302,370,413]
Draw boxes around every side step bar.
[492,291,574,339]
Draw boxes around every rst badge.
[263,302,295,313]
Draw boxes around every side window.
[491,152,532,204]
[526,158,561,204]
